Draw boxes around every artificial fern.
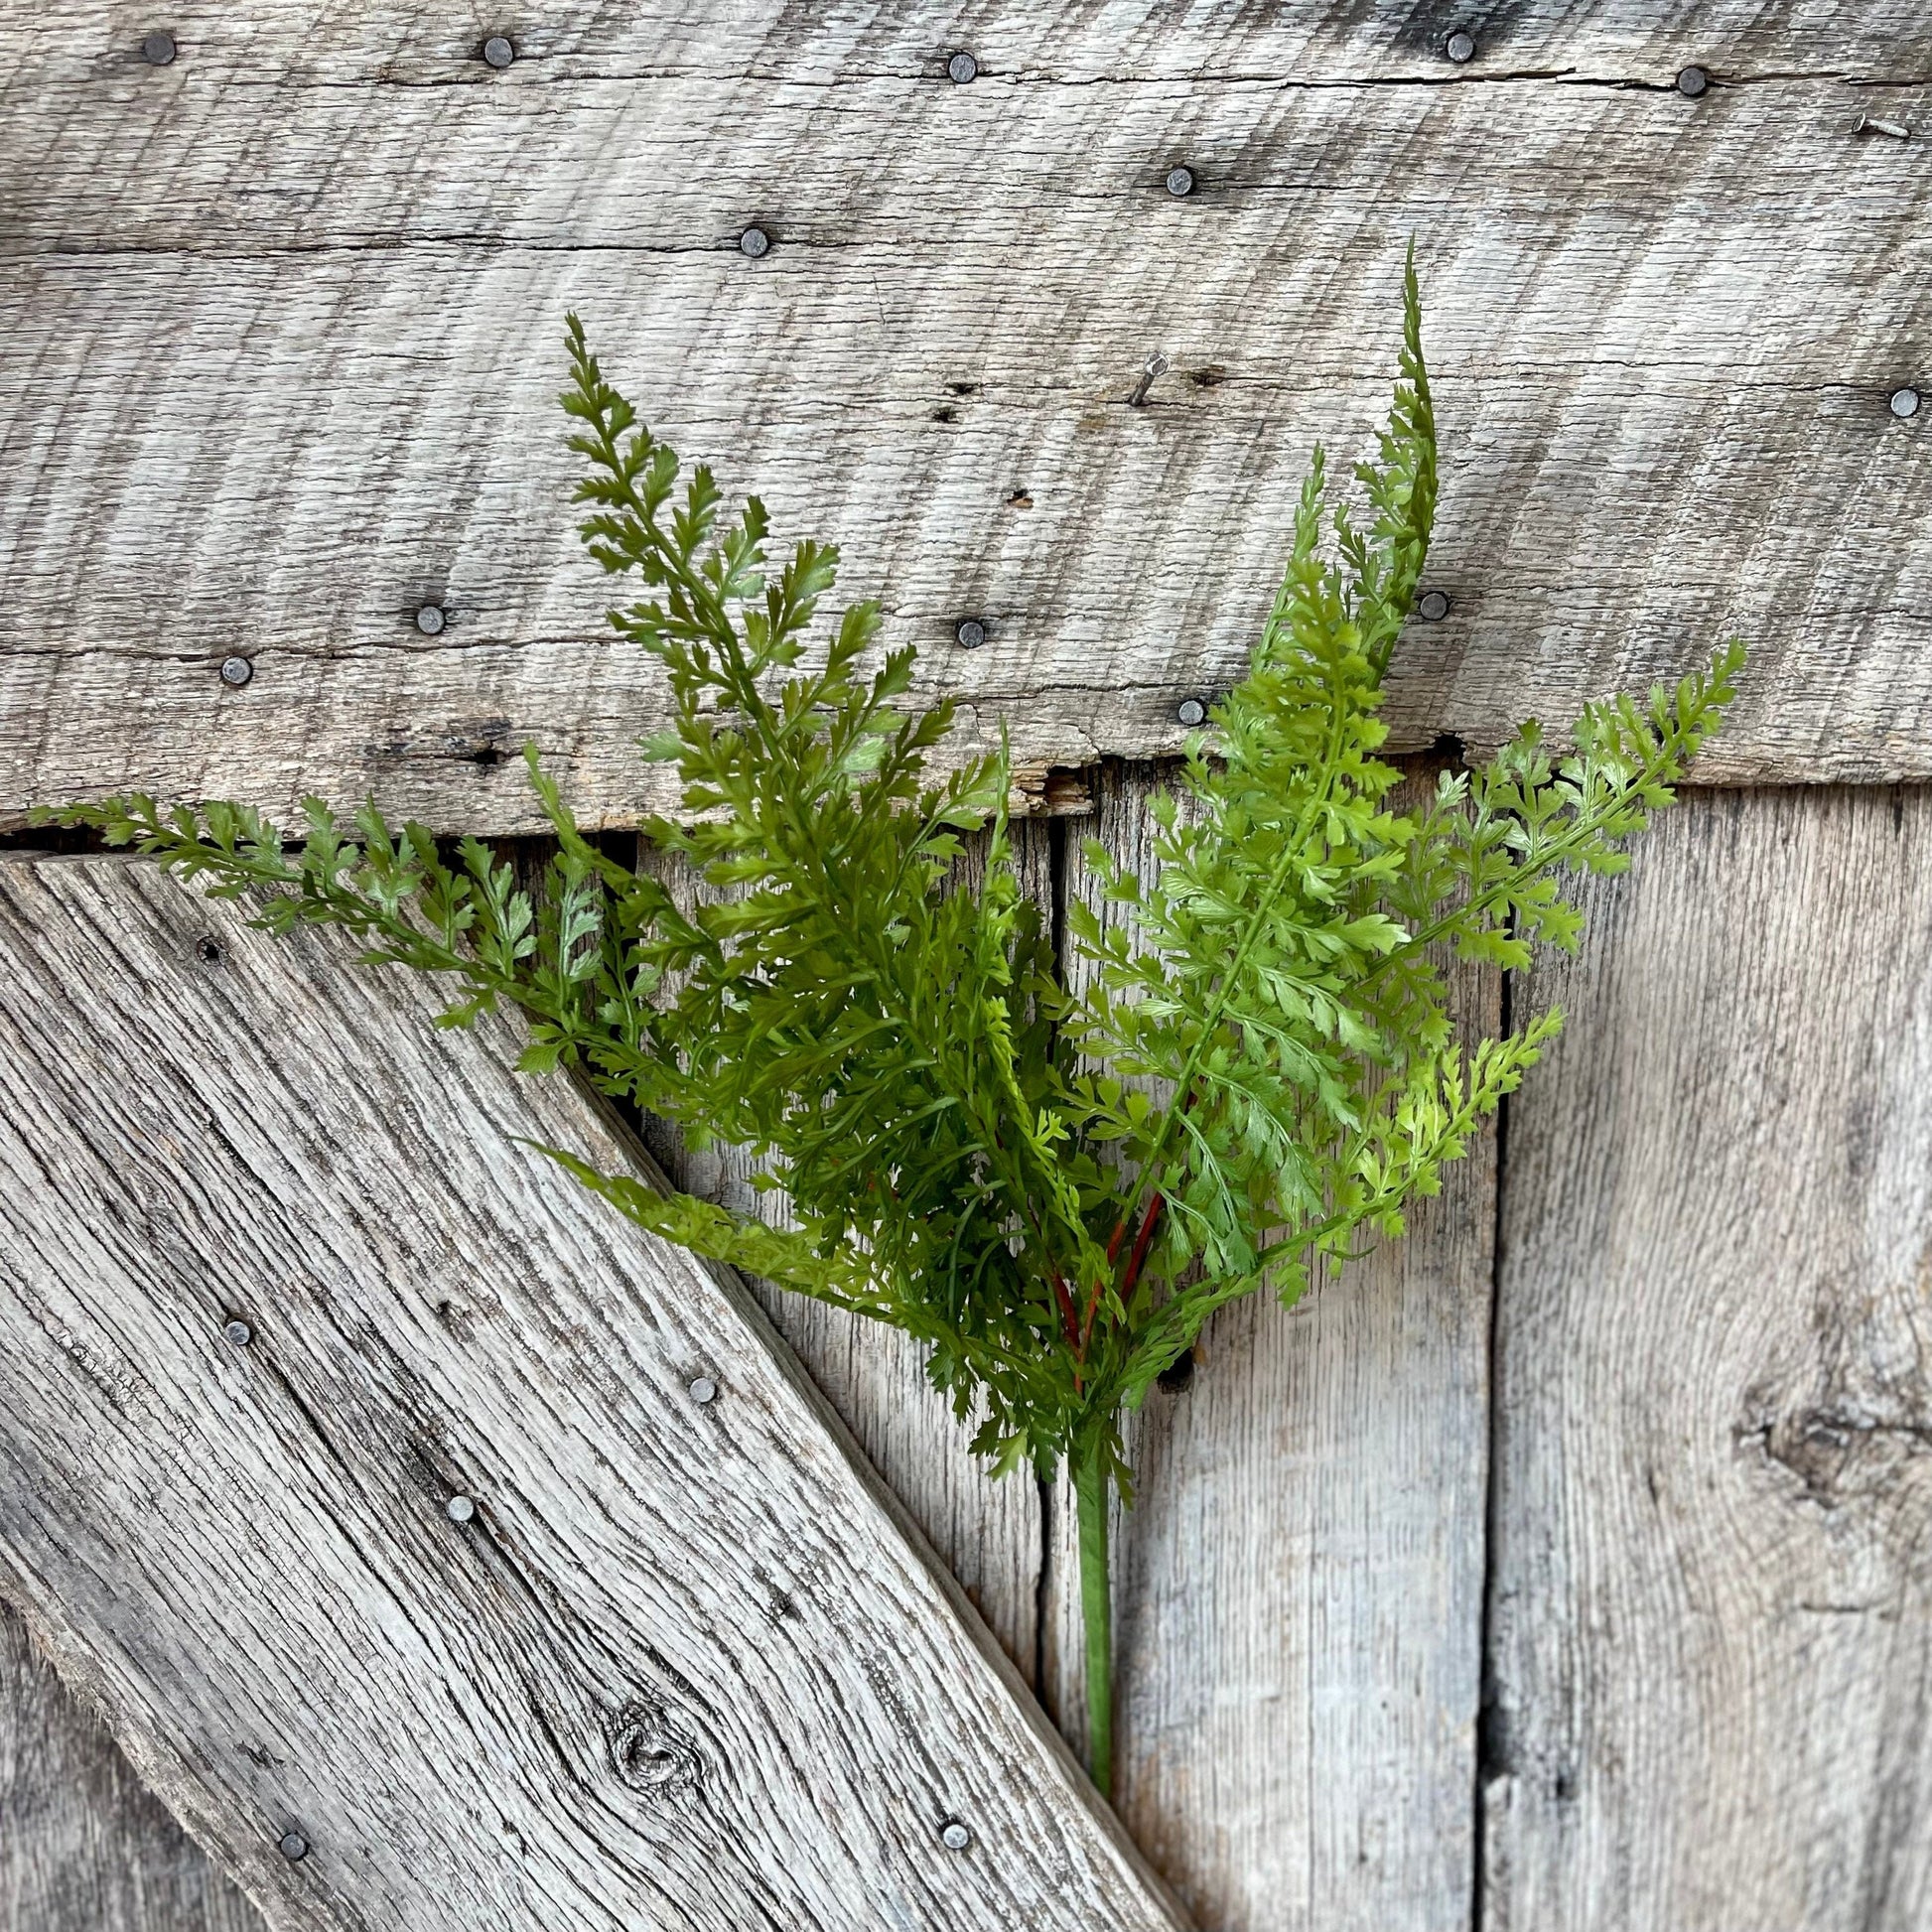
[41,248,1742,1797]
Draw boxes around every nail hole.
[1189,364,1228,388]
[930,405,957,423]
[1006,489,1034,508]
[1157,1346,1195,1394]
[195,935,224,966]
[1430,731,1467,763]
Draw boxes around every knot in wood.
[609,1700,702,1802]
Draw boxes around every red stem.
[1085,1191,1165,1353]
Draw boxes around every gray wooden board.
[0,853,1182,1932]
[1032,762,1499,1932]
[0,1602,263,1932]
[630,820,1057,1677]
[5,4,1932,836]
[1486,786,1932,1930]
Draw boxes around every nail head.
[1890,386,1920,419]
[688,1376,719,1405]
[223,1318,253,1346]
[947,51,977,84]
[483,36,514,69]
[1166,165,1195,198]
[954,619,987,650]
[278,1832,309,1862]
[1176,698,1206,728]
[219,656,253,687]
[739,225,771,258]
[446,1494,477,1523]
[1417,589,1451,622]
[415,604,447,635]
[1445,30,1476,63]
[939,1819,972,1851]
[141,31,177,65]
[1676,65,1709,96]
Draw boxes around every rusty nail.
[1166,165,1195,197]
[1676,66,1709,96]
[483,36,514,69]
[688,1376,719,1405]
[1176,698,1206,728]
[947,51,977,83]
[740,225,770,259]
[141,31,177,64]
[939,1819,972,1851]
[1418,589,1451,621]
[1129,350,1170,407]
[446,1494,477,1523]
[278,1832,309,1862]
[954,619,987,650]
[1445,30,1476,63]
[1890,387,1920,419]
[416,604,447,635]
[219,656,253,687]
[224,1318,253,1346]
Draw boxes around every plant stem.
[1072,1440,1114,1799]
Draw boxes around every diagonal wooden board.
[0,854,1183,1932]
[4,1,1931,836]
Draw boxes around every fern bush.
[42,249,1741,1796]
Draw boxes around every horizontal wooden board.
[4,4,1931,834]
[1487,787,1932,1928]
[0,853,1181,1932]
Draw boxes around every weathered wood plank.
[1039,763,1499,1931]
[1486,787,1932,1930]
[1,1603,263,1932]
[3,6,1929,832]
[0,853,1181,1932]
[631,822,1057,1676]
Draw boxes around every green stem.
[1072,1440,1114,1799]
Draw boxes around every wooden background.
[4,3,1930,1928]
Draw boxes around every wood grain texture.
[1,1603,262,1932]
[4,3,1930,833]
[1486,787,1932,1930]
[630,821,1057,1677]
[0,853,1182,1932]
[1038,763,1499,1932]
